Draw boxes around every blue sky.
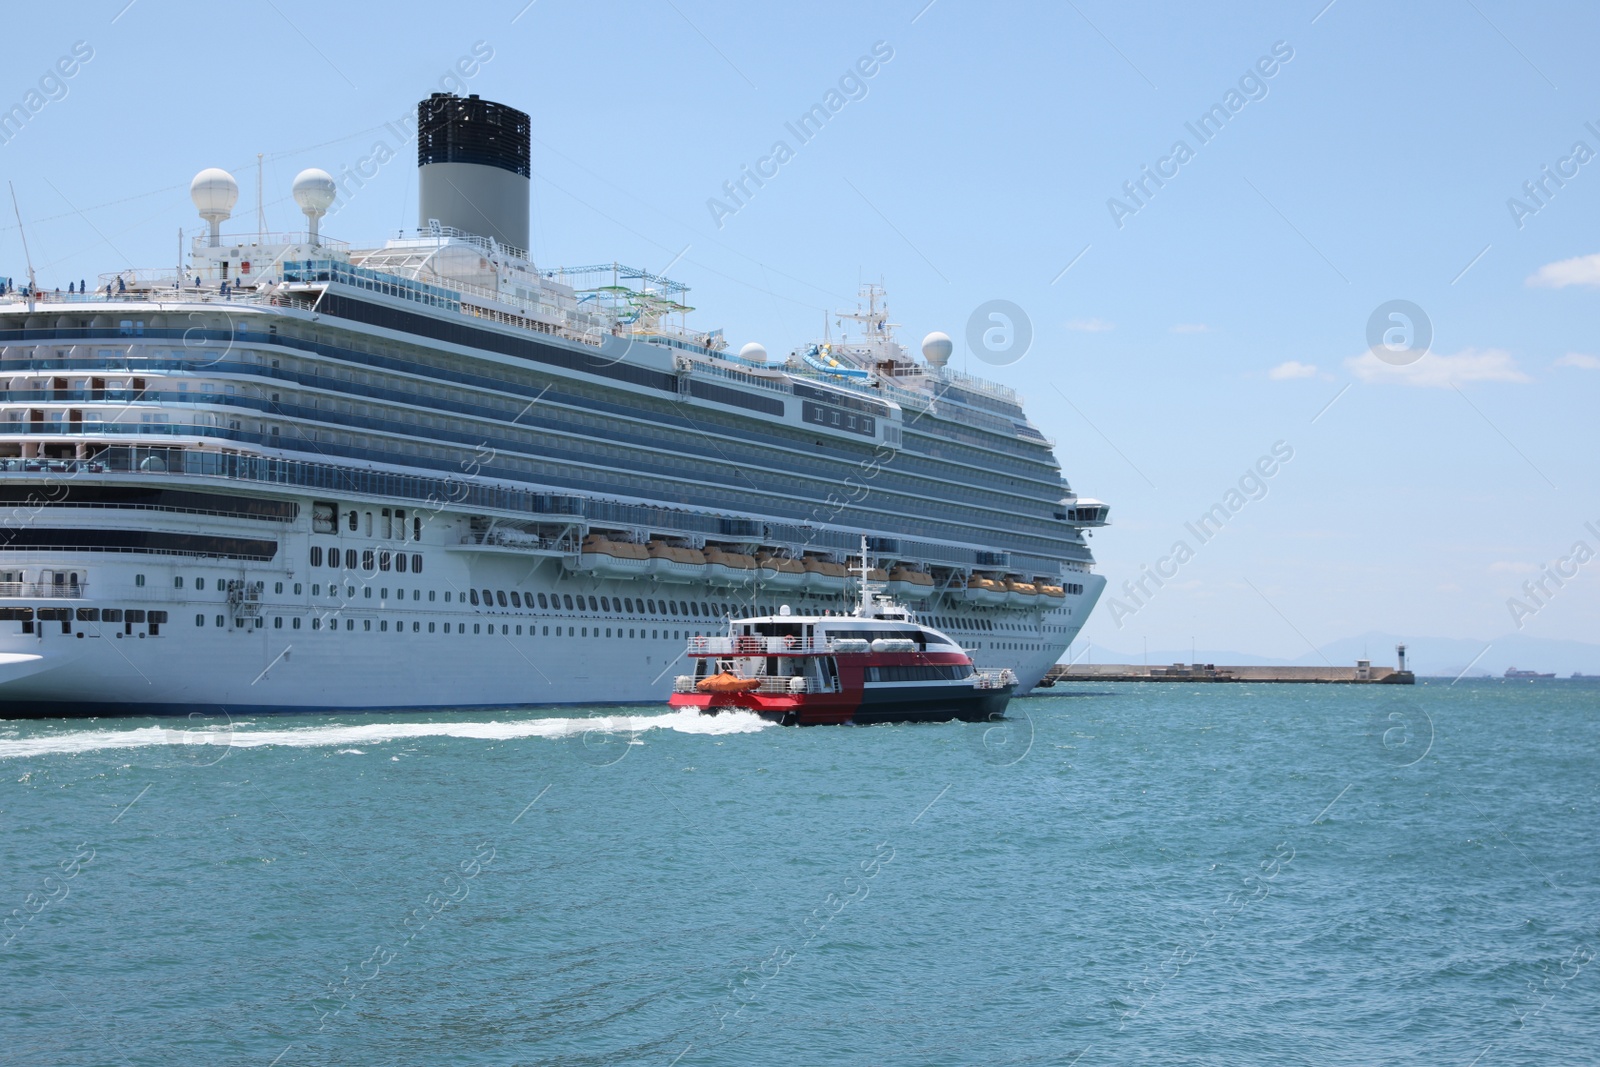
[1,0,1596,660]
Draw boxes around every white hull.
[0,484,1103,716]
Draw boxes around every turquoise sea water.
[2,680,1597,1066]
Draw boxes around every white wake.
[0,707,771,760]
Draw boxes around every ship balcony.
[0,581,90,599]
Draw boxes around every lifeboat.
[754,552,807,591]
[884,566,934,601]
[704,546,758,587]
[695,671,761,694]
[575,534,651,578]
[802,556,849,594]
[965,574,1006,606]
[647,540,708,582]
[1037,582,1066,600]
[1004,579,1039,607]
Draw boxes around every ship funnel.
[417,93,530,254]
[191,168,238,247]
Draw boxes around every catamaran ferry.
[0,92,1107,716]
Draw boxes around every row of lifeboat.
[959,574,1066,607]
[574,535,1063,605]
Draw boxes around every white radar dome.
[921,331,954,367]
[739,341,768,363]
[190,168,238,217]
[292,168,337,214]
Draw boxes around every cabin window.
[310,546,322,567]
[510,591,521,608]
[563,594,574,610]
[469,589,479,606]
[496,590,507,608]
[396,553,408,573]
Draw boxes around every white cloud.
[1065,318,1114,332]
[1268,360,1318,380]
[1345,347,1531,388]
[1556,352,1600,370]
[1170,323,1209,334]
[1526,253,1600,289]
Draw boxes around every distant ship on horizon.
[1504,667,1556,679]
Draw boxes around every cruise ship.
[0,93,1107,716]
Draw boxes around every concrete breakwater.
[1045,662,1415,685]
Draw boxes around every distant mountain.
[1066,631,1600,677]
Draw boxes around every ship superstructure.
[0,93,1107,716]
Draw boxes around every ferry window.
[538,593,549,609]
[510,591,521,608]
[174,576,184,589]
[293,618,301,629]
[135,574,145,587]
[396,553,408,573]
[474,624,481,634]
[428,622,435,632]
[563,594,574,610]
[76,608,99,621]
[581,627,587,637]
[429,590,436,602]
[195,614,204,626]
[624,598,634,612]
[348,510,358,532]
[587,596,599,612]
[648,599,657,613]
[542,626,549,636]
[394,510,405,537]
[362,550,375,571]
[310,546,322,567]
[379,551,391,572]
[689,603,700,618]
[274,617,283,629]
[364,619,372,631]
[382,509,392,539]
[482,588,493,606]
[600,597,610,612]
[413,517,421,541]
[629,628,635,638]
[605,628,612,638]
[345,549,358,568]
[294,584,302,595]
[313,618,322,630]
[380,589,388,599]
[216,615,225,627]
[102,609,122,622]
[363,587,372,599]
[496,591,507,608]
[274,582,284,594]
[469,589,480,606]
[412,554,422,573]
[380,620,388,632]
[364,512,373,536]
[444,591,452,603]
[444,623,451,633]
